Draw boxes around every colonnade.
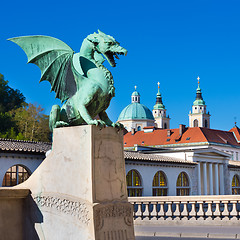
[197,162,225,195]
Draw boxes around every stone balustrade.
[129,195,240,225]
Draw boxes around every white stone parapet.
[129,195,240,226]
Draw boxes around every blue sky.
[1,0,240,131]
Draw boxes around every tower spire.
[197,76,200,85]
[154,82,164,109]
[157,82,160,95]
[194,76,205,105]
[152,82,170,129]
[189,76,210,128]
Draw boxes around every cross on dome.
[157,82,160,88]
[197,76,200,84]
[134,85,137,90]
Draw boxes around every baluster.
[188,201,195,219]
[134,202,142,219]
[171,201,179,219]
[221,200,229,219]
[213,201,221,219]
[151,201,157,220]
[180,201,188,219]
[231,201,237,218]
[204,201,212,219]
[158,201,165,219]
[165,201,172,219]
[143,202,151,219]
[196,201,204,219]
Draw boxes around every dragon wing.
[8,35,77,103]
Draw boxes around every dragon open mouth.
[105,51,125,67]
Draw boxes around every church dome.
[118,102,154,121]
[132,90,140,96]
[118,86,154,122]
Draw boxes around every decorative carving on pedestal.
[34,195,90,225]
[94,202,134,240]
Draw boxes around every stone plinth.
[16,126,135,240]
[0,189,29,240]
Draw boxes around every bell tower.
[152,82,170,129]
[189,77,210,128]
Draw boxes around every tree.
[0,74,50,142]
[11,103,51,142]
[0,74,26,137]
[0,74,25,112]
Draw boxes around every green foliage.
[0,74,51,142]
[11,103,51,142]
[0,112,15,133]
[0,127,25,140]
[0,74,25,112]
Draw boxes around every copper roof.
[0,138,51,153]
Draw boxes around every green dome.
[118,102,154,121]
[193,82,205,106]
[132,90,140,96]
[153,103,165,110]
[193,99,205,106]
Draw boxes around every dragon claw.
[89,119,106,129]
[111,122,124,130]
[55,121,69,128]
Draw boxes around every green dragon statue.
[9,30,127,131]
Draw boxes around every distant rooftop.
[124,126,240,148]
[0,138,51,154]
[124,151,196,165]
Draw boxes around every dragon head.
[87,30,127,67]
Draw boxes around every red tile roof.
[124,127,240,148]
[229,126,240,143]
[143,126,155,129]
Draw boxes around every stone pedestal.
[16,126,135,240]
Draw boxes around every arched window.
[232,175,240,194]
[152,171,168,196]
[137,126,141,131]
[2,165,31,187]
[176,172,190,196]
[205,119,208,128]
[193,119,198,127]
[126,170,142,197]
[164,123,167,129]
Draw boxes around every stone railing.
[129,195,240,225]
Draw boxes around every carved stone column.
[16,126,135,240]
[209,163,213,195]
[202,162,207,195]
[219,163,225,195]
[197,162,201,195]
[214,163,219,195]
